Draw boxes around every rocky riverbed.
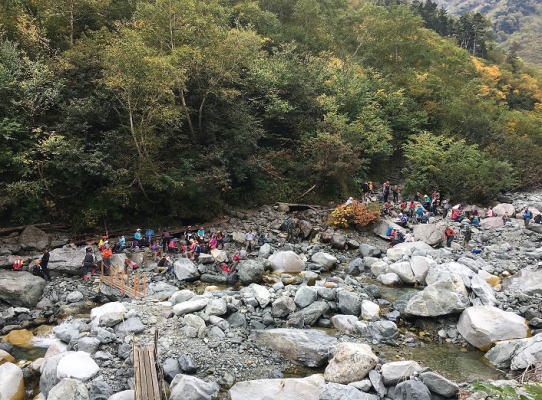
[1,194,542,400]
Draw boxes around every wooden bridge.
[134,331,167,400]
[100,263,148,298]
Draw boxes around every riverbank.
[1,193,541,400]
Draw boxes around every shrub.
[473,382,542,400]
[328,200,380,228]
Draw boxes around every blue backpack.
[386,226,393,236]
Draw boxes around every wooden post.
[134,272,139,298]
[109,265,114,286]
[100,261,104,280]
[142,275,147,298]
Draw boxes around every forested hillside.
[1,0,542,229]
[434,0,542,66]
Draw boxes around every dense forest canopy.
[1,0,541,229]
[433,0,542,67]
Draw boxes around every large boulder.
[413,223,446,246]
[0,362,24,400]
[502,267,542,295]
[386,242,433,262]
[170,374,219,400]
[457,306,530,350]
[287,301,329,326]
[272,296,296,318]
[311,252,338,269]
[294,286,318,308]
[268,251,305,273]
[229,375,325,400]
[258,243,271,258]
[373,219,406,240]
[481,217,504,229]
[404,273,469,317]
[48,245,86,274]
[492,203,515,216]
[381,361,423,385]
[173,298,209,316]
[394,380,431,400]
[0,270,46,307]
[324,342,378,384]
[173,258,200,281]
[253,328,337,367]
[109,391,134,400]
[337,290,361,315]
[18,225,50,250]
[237,260,265,284]
[48,378,90,400]
[420,371,459,398]
[470,275,496,306]
[320,383,378,400]
[90,302,127,327]
[485,334,542,370]
[56,351,100,381]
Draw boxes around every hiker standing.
[82,247,96,281]
[442,200,450,218]
[392,185,400,203]
[133,229,142,248]
[161,230,170,253]
[145,228,155,246]
[101,245,112,275]
[40,248,51,281]
[382,182,390,203]
[463,225,472,248]
[444,226,456,248]
[523,207,533,228]
[245,231,255,251]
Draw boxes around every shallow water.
[377,342,505,383]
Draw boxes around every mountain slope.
[434,0,542,67]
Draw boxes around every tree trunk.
[180,89,195,142]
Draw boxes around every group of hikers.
[370,181,539,249]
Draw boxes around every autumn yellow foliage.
[328,201,381,228]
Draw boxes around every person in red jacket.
[444,226,456,247]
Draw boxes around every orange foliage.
[328,200,380,228]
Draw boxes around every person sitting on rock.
[485,208,494,217]
[216,231,225,249]
[124,258,139,274]
[535,214,542,224]
[399,213,409,228]
[197,226,205,240]
[168,238,178,253]
[416,205,424,223]
[115,236,126,253]
[209,234,218,250]
[444,226,456,247]
[157,255,173,274]
[502,213,511,226]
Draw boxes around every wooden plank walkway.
[134,346,161,400]
[134,331,166,400]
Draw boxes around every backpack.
[386,226,393,236]
[32,264,42,276]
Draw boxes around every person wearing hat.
[133,229,142,248]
